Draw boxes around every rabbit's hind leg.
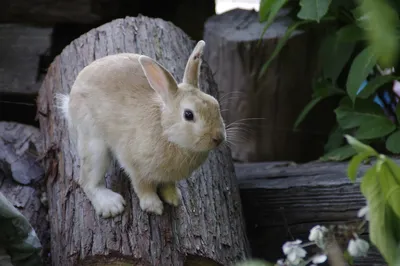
[77,131,126,218]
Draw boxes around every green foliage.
[356,0,400,67]
[346,47,377,102]
[357,75,400,99]
[386,130,400,153]
[235,259,274,266]
[319,32,355,83]
[346,136,400,265]
[259,20,310,78]
[297,0,332,22]
[319,144,357,161]
[258,0,400,160]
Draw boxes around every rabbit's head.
[139,40,226,152]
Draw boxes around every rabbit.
[55,40,226,218]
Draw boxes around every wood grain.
[37,15,250,266]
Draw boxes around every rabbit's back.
[68,53,163,151]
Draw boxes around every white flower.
[311,254,327,264]
[276,259,285,266]
[357,205,369,221]
[347,237,370,257]
[282,240,307,264]
[308,225,328,248]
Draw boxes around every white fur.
[56,41,225,218]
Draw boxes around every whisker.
[219,91,245,102]
[226,118,265,129]
[219,96,243,105]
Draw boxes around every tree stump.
[203,9,336,163]
[0,122,50,265]
[37,15,250,266]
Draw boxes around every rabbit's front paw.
[139,194,164,215]
[160,184,181,207]
[92,188,126,218]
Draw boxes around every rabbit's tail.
[54,93,72,124]
[54,93,77,141]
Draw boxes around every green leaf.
[319,33,355,83]
[294,96,323,129]
[336,24,365,43]
[343,250,355,265]
[324,125,345,152]
[294,80,344,129]
[360,165,400,265]
[235,260,274,266]
[356,0,400,68]
[335,99,389,129]
[386,130,400,154]
[379,161,400,219]
[383,157,400,187]
[354,117,396,140]
[259,0,288,37]
[347,152,370,182]
[346,47,377,102]
[344,134,378,155]
[259,0,273,22]
[357,75,399,99]
[258,20,309,79]
[297,0,332,22]
[312,79,345,98]
[319,144,357,161]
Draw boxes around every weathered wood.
[235,160,388,266]
[203,8,336,163]
[0,24,52,95]
[0,122,50,264]
[37,15,250,266]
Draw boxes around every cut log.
[203,8,336,163]
[0,122,50,265]
[235,160,388,266]
[37,15,250,266]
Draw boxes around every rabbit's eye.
[184,109,194,121]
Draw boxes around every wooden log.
[0,122,50,264]
[37,15,250,266]
[203,8,336,163]
[235,161,388,266]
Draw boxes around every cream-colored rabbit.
[56,40,226,218]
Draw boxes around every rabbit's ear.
[139,55,178,104]
[182,40,205,87]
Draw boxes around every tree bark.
[0,122,50,265]
[203,8,336,163]
[37,15,250,266]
